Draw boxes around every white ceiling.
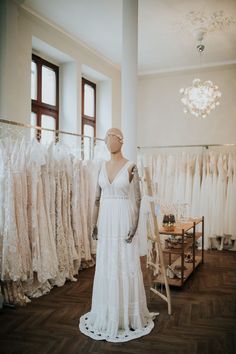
[22,0,236,74]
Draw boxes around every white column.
[121,0,138,162]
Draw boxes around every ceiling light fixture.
[178,10,233,118]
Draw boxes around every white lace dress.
[79,161,156,342]
[224,155,236,240]
[27,140,58,284]
[191,155,201,217]
[0,138,22,281]
[213,154,227,237]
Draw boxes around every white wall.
[138,65,236,147]
[59,61,81,145]
[0,0,121,137]
[96,80,112,139]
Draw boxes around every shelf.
[151,217,204,288]
[154,255,202,287]
[162,232,202,254]
[159,218,202,236]
[186,232,202,238]
[187,218,203,226]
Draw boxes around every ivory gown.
[79,161,156,342]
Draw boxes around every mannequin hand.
[92,225,98,240]
[125,227,136,243]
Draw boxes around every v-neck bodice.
[99,160,133,199]
[105,160,130,185]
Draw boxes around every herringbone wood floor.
[0,250,236,354]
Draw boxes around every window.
[31,54,59,144]
[82,78,96,158]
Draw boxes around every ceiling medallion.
[176,10,235,38]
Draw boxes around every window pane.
[42,65,56,105]
[84,124,94,138]
[84,84,95,117]
[30,112,37,139]
[41,114,55,145]
[31,61,37,100]
[84,124,94,160]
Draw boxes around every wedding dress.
[27,139,58,284]
[214,154,227,237]
[224,154,236,240]
[191,155,201,217]
[79,161,156,342]
[1,138,23,281]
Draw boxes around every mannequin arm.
[126,164,141,243]
[92,183,101,240]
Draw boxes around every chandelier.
[180,40,222,119]
[180,78,221,119]
[177,10,236,118]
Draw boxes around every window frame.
[31,54,59,139]
[81,77,96,139]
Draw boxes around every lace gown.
[79,161,156,342]
[224,155,236,240]
[191,156,201,217]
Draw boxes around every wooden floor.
[0,250,236,354]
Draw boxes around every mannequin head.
[105,128,123,154]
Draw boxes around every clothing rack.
[0,118,104,141]
[0,122,102,307]
[0,118,104,159]
[138,143,236,150]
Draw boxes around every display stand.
[155,217,204,287]
[143,167,172,315]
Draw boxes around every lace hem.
[79,312,158,343]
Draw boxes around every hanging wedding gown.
[1,138,23,281]
[79,161,156,342]
[224,154,236,240]
[185,153,194,218]
[191,155,201,217]
[214,154,227,237]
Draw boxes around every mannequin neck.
[109,150,124,161]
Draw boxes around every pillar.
[121,0,138,161]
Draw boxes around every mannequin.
[79,128,156,342]
[92,128,140,244]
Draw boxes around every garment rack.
[0,118,103,141]
[0,118,104,159]
[4,120,234,150]
[138,143,236,149]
